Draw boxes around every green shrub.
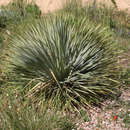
[8,14,119,110]
[25,3,41,17]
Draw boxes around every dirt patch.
[0,0,130,13]
[77,89,130,130]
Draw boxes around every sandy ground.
[0,0,130,13]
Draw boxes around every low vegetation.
[0,93,76,130]
[8,14,120,109]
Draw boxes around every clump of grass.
[25,2,41,17]
[0,93,76,130]
[7,13,120,110]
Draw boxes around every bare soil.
[77,89,130,130]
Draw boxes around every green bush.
[25,4,41,17]
[8,14,119,109]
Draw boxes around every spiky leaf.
[8,14,119,109]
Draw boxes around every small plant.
[8,14,119,110]
[119,111,130,129]
[0,9,19,28]
[8,0,41,17]
[25,3,41,17]
[7,0,29,17]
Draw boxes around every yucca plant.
[8,14,119,109]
